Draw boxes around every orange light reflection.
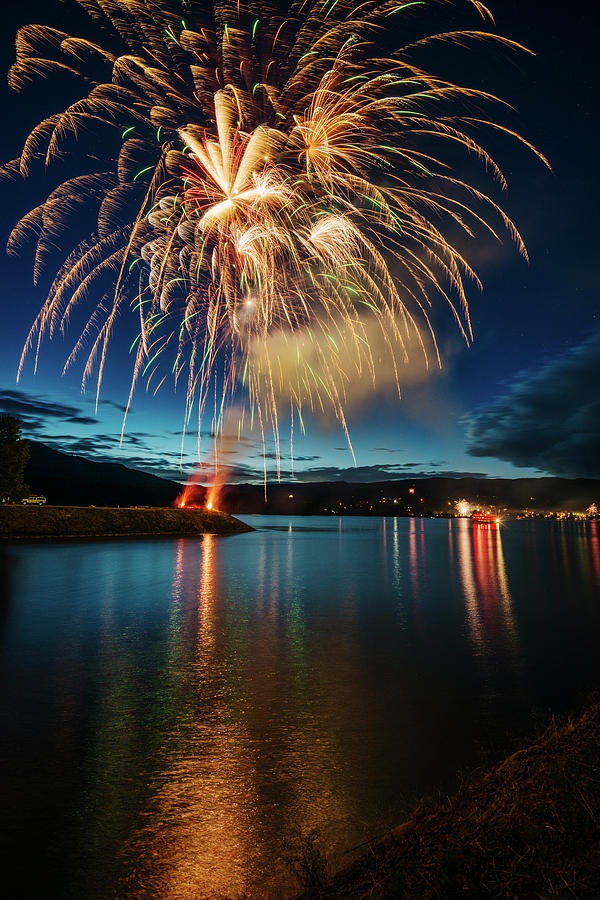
[457,519,519,661]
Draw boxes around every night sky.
[0,0,597,485]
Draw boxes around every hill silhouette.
[23,441,600,514]
[25,441,181,507]
[215,476,600,516]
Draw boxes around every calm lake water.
[1,515,599,898]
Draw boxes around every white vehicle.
[21,495,47,505]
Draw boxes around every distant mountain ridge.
[25,441,182,507]
[22,440,600,514]
[216,475,600,516]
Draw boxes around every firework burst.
[3,0,548,469]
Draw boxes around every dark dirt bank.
[295,698,600,899]
[0,504,253,539]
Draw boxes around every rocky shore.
[0,504,253,539]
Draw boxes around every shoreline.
[294,697,600,898]
[0,504,253,539]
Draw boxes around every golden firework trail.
[2,0,548,469]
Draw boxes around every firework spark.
[456,498,473,517]
[3,0,548,468]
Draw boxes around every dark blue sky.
[0,0,597,484]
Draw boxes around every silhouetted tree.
[0,416,29,503]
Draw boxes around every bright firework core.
[4,0,548,471]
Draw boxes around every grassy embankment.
[295,698,600,898]
[0,504,253,538]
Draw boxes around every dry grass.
[297,698,600,898]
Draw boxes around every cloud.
[465,332,600,478]
[0,388,194,481]
[288,463,491,482]
[0,389,97,433]
[98,398,129,414]
[220,461,490,483]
